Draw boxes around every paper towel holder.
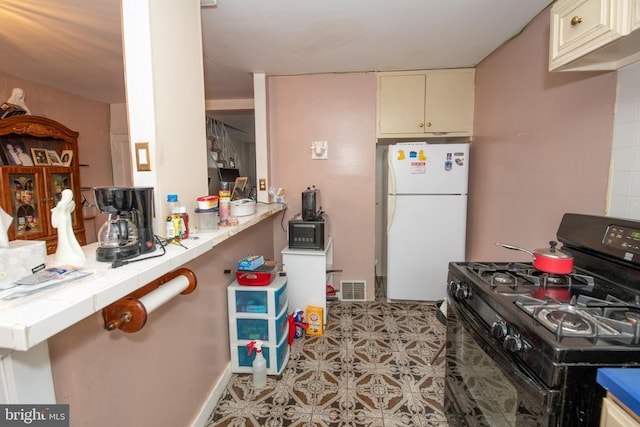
[102,268,197,333]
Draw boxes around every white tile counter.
[0,203,285,352]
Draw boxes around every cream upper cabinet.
[376,69,475,139]
[631,0,640,30]
[550,0,640,71]
[600,396,640,427]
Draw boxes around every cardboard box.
[306,305,323,336]
[0,240,47,288]
[238,255,264,271]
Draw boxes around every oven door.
[445,296,560,426]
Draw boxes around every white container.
[194,208,218,231]
[230,199,256,217]
[227,276,288,316]
[197,195,219,210]
[229,302,289,344]
[228,277,290,376]
[0,240,47,288]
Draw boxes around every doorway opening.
[205,111,256,196]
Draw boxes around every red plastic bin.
[236,260,277,286]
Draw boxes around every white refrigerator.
[386,142,469,301]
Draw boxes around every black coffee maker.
[93,187,155,262]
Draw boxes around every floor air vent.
[339,280,366,301]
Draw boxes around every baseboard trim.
[190,362,232,427]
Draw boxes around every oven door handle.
[453,301,560,409]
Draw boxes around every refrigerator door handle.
[388,148,397,196]
[388,194,396,235]
[387,150,397,234]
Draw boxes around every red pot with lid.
[496,241,574,274]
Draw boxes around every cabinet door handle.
[570,16,582,26]
[419,123,424,128]
[426,122,432,127]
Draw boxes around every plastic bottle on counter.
[246,340,267,389]
[165,194,178,239]
[219,189,230,223]
[177,206,189,239]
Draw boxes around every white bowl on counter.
[230,199,257,217]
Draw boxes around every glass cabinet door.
[46,168,80,228]
[3,167,47,240]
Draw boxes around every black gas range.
[444,214,640,426]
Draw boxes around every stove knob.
[491,321,508,340]
[448,281,471,300]
[447,281,459,298]
[456,284,472,300]
[503,335,523,353]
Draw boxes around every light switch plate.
[134,142,151,171]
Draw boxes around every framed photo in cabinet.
[48,150,63,166]
[61,150,73,167]
[1,139,30,166]
[31,148,50,166]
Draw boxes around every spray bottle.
[293,309,308,339]
[246,340,267,389]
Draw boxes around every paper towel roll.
[103,268,197,332]
[139,275,189,314]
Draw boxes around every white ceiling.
[0,0,551,106]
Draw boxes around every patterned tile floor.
[206,298,448,426]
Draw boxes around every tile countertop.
[0,203,285,352]
[597,368,640,416]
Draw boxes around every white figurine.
[0,207,13,248]
[51,189,85,264]
[5,88,31,115]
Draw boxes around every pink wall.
[48,220,276,427]
[267,73,377,299]
[2,6,623,423]
[0,72,112,243]
[468,8,617,261]
[1,72,276,426]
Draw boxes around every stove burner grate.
[467,262,538,294]
[544,309,593,333]
[516,294,640,344]
[465,262,598,299]
[492,272,513,284]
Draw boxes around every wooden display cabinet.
[0,116,85,254]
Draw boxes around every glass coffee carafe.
[96,213,140,261]
[93,186,156,263]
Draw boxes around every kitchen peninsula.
[0,202,284,403]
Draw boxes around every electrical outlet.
[259,178,266,191]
